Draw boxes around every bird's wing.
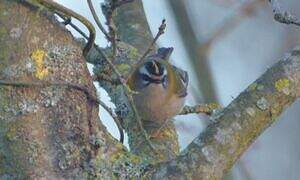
[172,65,189,98]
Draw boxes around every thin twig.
[0,80,100,104]
[125,91,156,150]
[80,27,155,149]
[54,0,155,150]
[126,19,167,81]
[92,45,156,149]
[87,0,111,40]
[138,19,166,67]
[101,0,136,58]
[268,0,300,26]
[56,13,124,83]
[179,103,221,115]
[36,0,95,57]
[94,45,126,84]
[56,14,125,86]
[56,12,122,86]
[102,0,155,150]
[92,74,120,85]
[100,58,156,149]
[102,1,117,58]
[99,100,124,143]
[56,13,89,39]
[151,119,172,140]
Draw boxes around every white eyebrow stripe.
[163,68,167,76]
[139,66,151,77]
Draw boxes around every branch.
[34,0,96,56]
[268,0,300,26]
[87,0,110,40]
[92,74,120,85]
[0,2,131,177]
[91,0,177,162]
[0,80,99,101]
[0,79,103,139]
[91,42,156,150]
[56,13,90,39]
[112,0,154,53]
[179,103,221,115]
[148,46,300,179]
[57,1,154,149]
[99,100,124,143]
[139,19,166,63]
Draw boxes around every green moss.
[0,27,9,69]
[0,87,30,177]
[257,84,264,91]
[0,128,28,177]
[0,88,9,113]
[275,78,289,92]
[127,46,139,59]
[20,0,46,10]
[4,127,17,141]
[247,83,257,91]
[116,64,131,74]
[112,153,145,179]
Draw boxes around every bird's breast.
[133,83,185,123]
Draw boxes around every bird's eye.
[162,75,168,88]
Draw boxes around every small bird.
[128,47,188,124]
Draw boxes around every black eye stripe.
[140,73,167,84]
[145,61,165,76]
[140,74,153,81]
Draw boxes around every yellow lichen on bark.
[31,49,48,79]
[275,78,289,91]
[275,78,290,95]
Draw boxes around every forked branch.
[148,46,300,179]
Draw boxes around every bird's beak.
[151,75,163,81]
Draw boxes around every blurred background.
[56,0,300,179]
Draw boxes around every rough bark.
[114,0,153,53]
[0,1,131,179]
[149,48,300,179]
